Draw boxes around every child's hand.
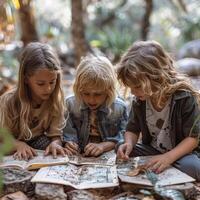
[84,143,104,157]
[13,141,37,160]
[146,154,173,173]
[64,141,79,156]
[45,139,66,158]
[117,143,133,161]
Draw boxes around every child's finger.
[31,148,37,156]
[64,148,73,156]
[44,146,50,156]
[93,149,101,157]
[22,151,28,161]
[90,147,99,156]
[150,162,161,172]
[84,143,92,152]
[68,142,79,151]
[117,146,127,160]
[52,148,57,159]
[26,149,34,159]
[59,147,66,156]
[65,145,79,154]
[84,145,94,156]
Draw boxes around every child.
[117,40,200,180]
[63,55,127,156]
[0,42,66,160]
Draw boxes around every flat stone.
[108,191,142,200]
[35,183,67,200]
[67,189,100,200]
[87,187,121,199]
[1,191,29,200]
[1,168,35,197]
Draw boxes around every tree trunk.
[18,0,39,45]
[71,0,88,67]
[141,0,153,40]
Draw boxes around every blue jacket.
[63,96,128,151]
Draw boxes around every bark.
[71,0,88,67]
[18,0,39,45]
[141,0,153,40]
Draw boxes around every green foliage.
[90,26,137,62]
[0,128,14,191]
[0,50,19,80]
[180,15,200,41]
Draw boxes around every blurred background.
[0,0,200,96]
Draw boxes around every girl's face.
[26,68,57,104]
[129,85,148,101]
[81,88,107,110]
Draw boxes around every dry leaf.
[127,165,147,177]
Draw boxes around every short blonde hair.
[73,55,117,107]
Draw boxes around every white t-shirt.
[146,98,173,153]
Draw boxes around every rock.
[67,189,100,200]
[35,183,67,200]
[176,58,200,76]
[108,191,141,200]
[0,191,29,200]
[1,168,35,197]
[178,39,200,59]
[87,187,121,199]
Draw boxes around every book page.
[26,150,69,169]
[31,163,119,189]
[68,150,116,166]
[0,150,69,170]
[117,156,195,186]
[0,156,27,170]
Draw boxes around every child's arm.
[62,98,80,155]
[84,141,115,157]
[103,103,128,151]
[13,140,37,160]
[117,131,139,160]
[147,136,198,173]
[62,113,79,155]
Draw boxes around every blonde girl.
[0,42,66,160]
[117,40,200,180]
[63,55,127,156]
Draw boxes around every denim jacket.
[63,96,128,151]
[126,90,200,151]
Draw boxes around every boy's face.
[81,89,107,110]
[26,68,57,105]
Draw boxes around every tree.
[71,0,88,67]
[18,0,38,45]
[141,0,153,40]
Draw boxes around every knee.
[179,162,200,181]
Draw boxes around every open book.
[31,163,119,189]
[68,150,116,166]
[0,150,69,170]
[117,156,195,186]
[0,150,116,170]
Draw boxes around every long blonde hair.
[0,42,66,140]
[73,55,117,108]
[117,40,200,107]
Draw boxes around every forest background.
[0,0,199,92]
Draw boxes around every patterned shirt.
[146,98,173,153]
[88,110,102,143]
